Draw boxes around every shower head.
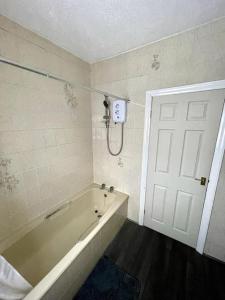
[103,100,109,108]
[103,95,110,128]
[103,95,110,108]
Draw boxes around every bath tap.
[100,183,106,190]
[109,186,114,193]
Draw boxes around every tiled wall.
[91,17,225,258]
[0,16,93,248]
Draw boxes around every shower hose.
[106,123,124,156]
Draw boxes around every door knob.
[195,177,207,186]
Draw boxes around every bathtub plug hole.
[95,210,98,213]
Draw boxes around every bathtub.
[2,184,128,300]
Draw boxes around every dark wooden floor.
[105,220,225,300]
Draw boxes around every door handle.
[195,177,207,186]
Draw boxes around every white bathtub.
[2,184,128,300]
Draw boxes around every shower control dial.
[112,100,127,123]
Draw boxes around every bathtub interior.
[2,187,117,286]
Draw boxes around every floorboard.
[104,220,225,300]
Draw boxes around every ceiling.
[0,0,225,63]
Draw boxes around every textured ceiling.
[0,0,225,63]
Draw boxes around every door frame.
[139,80,225,254]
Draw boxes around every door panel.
[144,90,225,248]
[173,190,192,232]
[180,130,203,178]
[152,184,167,223]
[155,130,173,173]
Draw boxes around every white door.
[144,90,225,248]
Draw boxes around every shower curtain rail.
[0,57,130,102]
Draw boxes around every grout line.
[0,127,91,133]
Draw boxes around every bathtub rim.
[0,183,116,253]
[22,185,128,300]
[0,185,95,254]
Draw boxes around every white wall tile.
[0,18,93,245]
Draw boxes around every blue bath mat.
[73,256,140,300]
